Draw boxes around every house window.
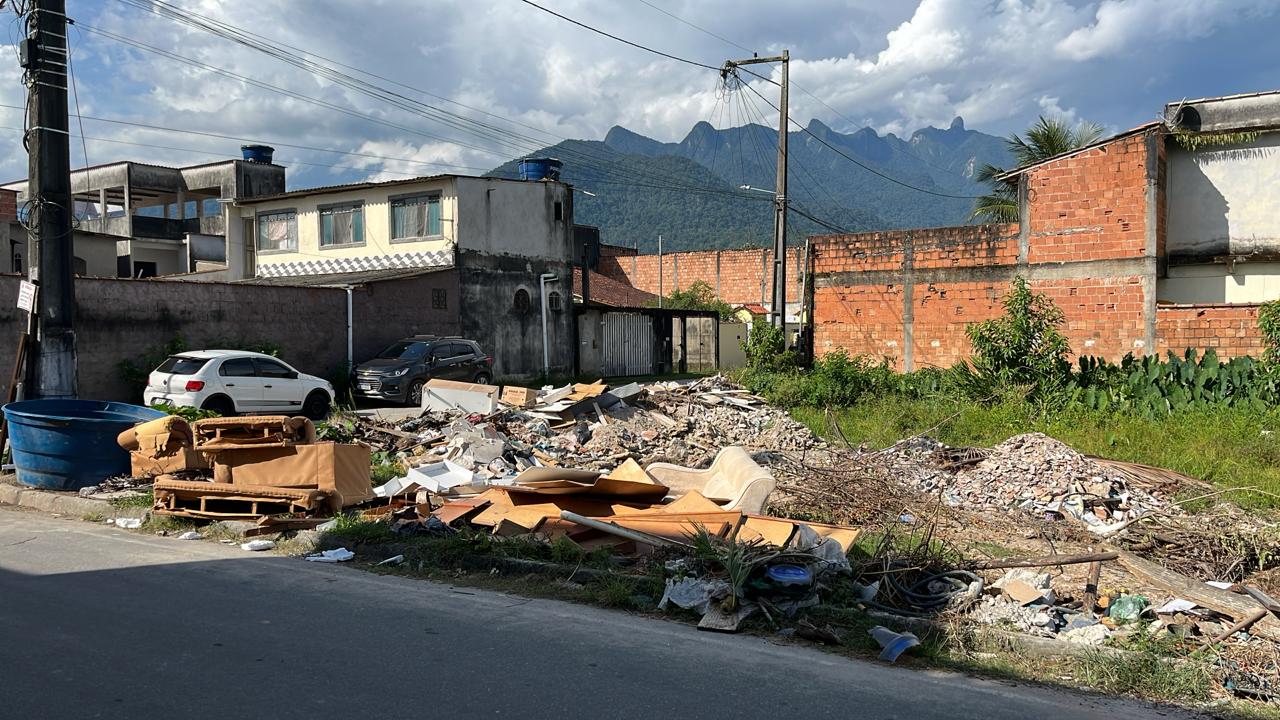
[432,288,447,309]
[390,194,442,240]
[257,210,297,251]
[513,288,530,313]
[547,290,562,312]
[554,201,563,222]
[320,203,364,247]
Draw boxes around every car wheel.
[302,391,331,421]
[200,395,235,417]
[406,379,425,407]
[473,372,491,385]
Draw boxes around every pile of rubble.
[855,433,1175,532]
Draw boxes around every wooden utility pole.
[722,51,789,328]
[22,0,77,398]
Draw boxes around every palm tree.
[971,116,1106,223]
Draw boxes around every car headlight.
[389,367,410,377]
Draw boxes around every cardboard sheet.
[422,378,499,414]
[209,442,372,507]
[130,448,209,477]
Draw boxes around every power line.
[634,0,753,54]
[739,81,981,200]
[96,4,765,206]
[517,0,719,70]
[0,102,492,172]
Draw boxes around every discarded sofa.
[644,445,776,514]
[123,414,371,520]
[117,415,208,477]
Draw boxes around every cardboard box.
[422,378,499,414]
[501,386,539,408]
[210,442,373,507]
[130,448,209,477]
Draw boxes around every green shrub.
[741,318,797,372]
[1068,349,1278,417]
[653,280,735,321]
[1260,299,1280,365]
[964,276,1070,396]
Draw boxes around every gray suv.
[351,336,493,406]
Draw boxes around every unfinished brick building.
[809,90,1280,370]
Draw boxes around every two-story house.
[235,172,577,379]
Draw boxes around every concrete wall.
[1167,132,1280,259]
[457,249,574,380]
[0,271,461,402]
[348,270,462,362]
[453,177,573,260]
[7,227,119,278]
[243,177,456,276]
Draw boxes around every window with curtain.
[390,194,442,240]
[320,203,364,246]
[256,210,297,251]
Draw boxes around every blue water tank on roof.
[519,157,563,181]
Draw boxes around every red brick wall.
[812,225,1018,368]
[1025,134,1151,264]
[0,189,17,221]
[1155,304,1264,358]
[596,247,803,306]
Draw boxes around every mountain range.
[489,117,1012,253]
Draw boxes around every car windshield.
[155,356,209,376]
[376,341,427,360]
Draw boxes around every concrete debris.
[1062,621,1111,645]
[897,433,1174,528]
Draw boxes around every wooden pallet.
[153,490,319,520]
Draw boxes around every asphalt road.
[0,508,1202,720]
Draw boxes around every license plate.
[358,382,373,391]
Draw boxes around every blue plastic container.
[240,144,275,164]
[2,400,167,490]
[518,157,563,181]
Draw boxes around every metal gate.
[601,312,654,376]
[685,316,716,372]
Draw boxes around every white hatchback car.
[142,350,335,420]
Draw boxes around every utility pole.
[22,0,77,398]
[657,233,663,307]
[723,50,788,328]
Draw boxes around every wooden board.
[1117,549,1280,642]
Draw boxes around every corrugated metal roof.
[236,265,453,287]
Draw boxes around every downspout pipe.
[344,286,354,373]
[540,273,559,379]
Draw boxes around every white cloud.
[1056,0,1273,61]
[0,0,1271,187]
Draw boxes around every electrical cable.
[86,14,764,207]
[739,80,981,199]
[517,0,719,70]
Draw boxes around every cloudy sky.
[1,0,1276,187]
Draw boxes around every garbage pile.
[918,433,1174,530]
[120,414,374,521]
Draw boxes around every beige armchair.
[644,446,777,514]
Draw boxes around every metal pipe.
[540,273,559,378]
[344,286,354,372]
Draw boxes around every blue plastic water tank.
[241,144,275,164]
[518,157,563,181]
[2,400,167,490]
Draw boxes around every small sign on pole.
[16,280,35,312]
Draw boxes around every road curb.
[0,477,148,519]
